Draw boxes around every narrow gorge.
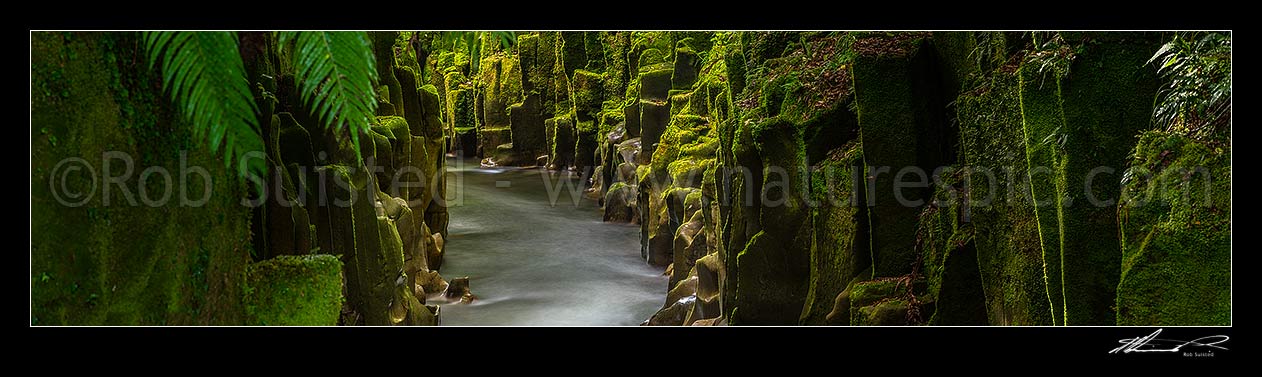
[31,31,1231,326]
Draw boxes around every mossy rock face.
[604,182,639,223]
[446,87,476,131]
[1018,32,1162,325]
[639,67,675,102]
[505,94,547,163]
[245,255,344,326]
[478,127,512,160]
[638,100,671,164]
[547,116,576,170]
[570,69,605,124]
[583,31,606,72]
[517,32,564,117]
[1116,132,1230,326]
[31,32,251,325]
[277,113,315,176]
[623,101,642,139]
[732,230,808,325]
[415,84,446,139]
[560,31,587,79]
[852,33,953,278]
[957,69,1053,326]
[916,173,988,325]
[573,124,599,173]
[394,65,424,135]
[477,56,512,130]
[723,37,747,97]
[671,47,701,90]
[638,48,668,70]
[372,32,403,115]
[800,141,868,325]
[740,32,801,80]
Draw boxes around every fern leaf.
[142,31,262,178]
[279,31,378,154]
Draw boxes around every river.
[432,157,667,325]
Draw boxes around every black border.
[25,5,1235,30]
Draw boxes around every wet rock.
[586,165,605,201]
[686,294,721,325]
[602,182,638,223]
[637,101,670,164]
[690,318,719,326]
[446,276,473,302]
[395,203,429,291]
[648,295,695,326]
[825,282,854,325]
[664,274,698,309]
[671,220,704,286]
[390,272,437,326]
[695,254,722,303]
[417,270,448,297]
[424,223,444,271]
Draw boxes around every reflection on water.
[434,157,667,326]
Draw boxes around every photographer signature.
[1110,328,1229,354]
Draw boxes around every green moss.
[914,168,989,325]
[583,31,606,71]
[446,87,476,130]
[1116,131,1230,325]
[722,34,747,96]
[959,68,1054,325]
[848,279,904,309]
[638,66,675,102]
[851,33,939,278]
[517,32,565,117]
[560,32,587,79]
[244,255,344,326]
[671,47,701,90]
[372,32,404,114]
[31,32,252,325]
[547,116,576,169]
[602,32,632,104]
[649,115,710,183]
[854,299,909,326]
[1018,32,1162,325]
[800,141,868,325]
[570,69,605,123]
[667,158,713,189]
[638,48,667,69]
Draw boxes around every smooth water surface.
[435,157,666,326]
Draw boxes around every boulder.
[603,182,639,223]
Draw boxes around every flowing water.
[433,157,667,325]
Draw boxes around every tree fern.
[142,31,263,177]
[279,31,379,153]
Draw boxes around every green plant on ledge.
[1148,32,1231,142]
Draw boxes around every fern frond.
[142,31,262,177]
[280,31,379,153]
